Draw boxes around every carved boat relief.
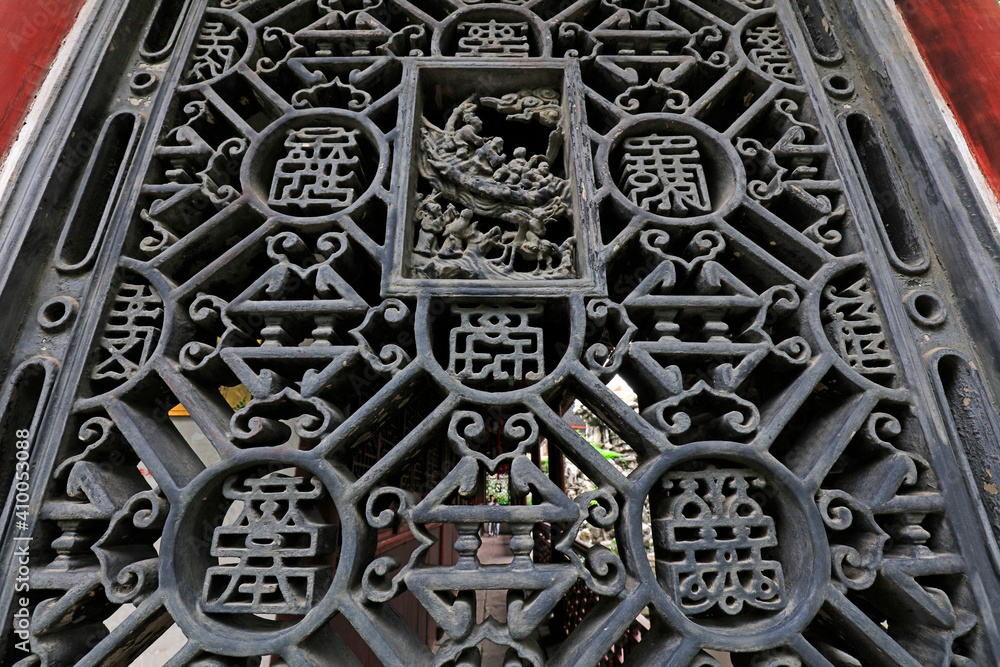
[388,63,602,297]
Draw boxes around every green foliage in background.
[485,475,510,505]
[582,435,622,462]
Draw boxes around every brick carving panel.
[6,1,998,666]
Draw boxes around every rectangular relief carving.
[386,61,604,297]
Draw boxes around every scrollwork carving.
[816,489,888,592]
[350,299,414,377]
[93,490,169,604]
[584,299,636,377]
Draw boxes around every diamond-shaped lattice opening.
[346,374,448,481]
[560,376,644,465]
[106,380,228,482]
[803,585,981,667]
[132,204,270,285]
[766,367,864,477]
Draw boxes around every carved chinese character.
[653,466,785,616]
[269,126,363,212]
[620,134,711,216]
[201,474,336,615]
[186,21,243,82]
[823,277,895,379]
[448,306,545,388]
[92,282,163,384]
[744,24,798,83]
[456,20,530,57]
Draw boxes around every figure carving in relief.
[411,89,576,279]
[413,197,444,256]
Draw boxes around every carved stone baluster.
[455,522,483,571]
[509,524,534,572]
[47,520,100,572]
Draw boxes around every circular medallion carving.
[161,454,355,653]
[244,110,385,220]
[651,462,786,619]
[605,115,743,223]
[416,296,585,398]
[627,444,828,650]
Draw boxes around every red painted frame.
[896,0,1000,200]
[0,0,87,163]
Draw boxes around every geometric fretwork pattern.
[7,0,999,666]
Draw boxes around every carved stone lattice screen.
[4,0,1000,665]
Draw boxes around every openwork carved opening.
[3,0,1000,666]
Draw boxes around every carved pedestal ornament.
[3,0,1000,666]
